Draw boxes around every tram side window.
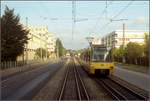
[86,52,89,62]
[105,49,112,62]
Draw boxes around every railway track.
[57,58,90,100]
[95,77,147,100]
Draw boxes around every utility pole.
[122,23,126,63]
[25,17,28,64]
[57,42,59,58]
[110,19,127,63]
[72,1,88,50]
[45,44,47,60]
[86,37,94,64]
[40,47,42,61]
[123,23,125,48]
[46,37,48,60]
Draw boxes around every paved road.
[1,60,66,100]
[113,66,149,91]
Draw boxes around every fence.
[1,59,49,70]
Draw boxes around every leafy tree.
[78,48,88,54]
[1,6,29,61]
[55,38,66,57]
[113,47,120,61]
[125,42,144,64]
[35,48,49,58]
[113,45,125,62]
[118,45,126,58]
[143,33,149,57]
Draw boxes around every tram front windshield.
[92,47,111,62]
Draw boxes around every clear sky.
[1,1,149,50]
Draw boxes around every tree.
[1,6,29,61]
[125,42,144,64]
[113,47,120,61]
[143,32,149,57]
[35,48,49,59]
[113,45,126,62]
[55,38,66,57]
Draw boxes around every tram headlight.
[110,66,113,69]
[90,65,95,69]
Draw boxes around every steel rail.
[107,78,147,100]
[58,64,70,100]
[74,64,82,100]
[101,79,128,100]
[75,65,90,100]
[73,58,90,100]
[96,78,147,100]
[95,78,123,100]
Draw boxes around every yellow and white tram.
[81,44,114,76]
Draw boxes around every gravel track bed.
[2,62,63,99]
[110,75,149,99]
[60,61,78,100]
[33,59,70,100]
[76,58,113,100]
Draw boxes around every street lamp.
[86,36,94,45]
[110,19,128,47]
[25,17,28,64]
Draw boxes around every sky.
[1,1,149,50]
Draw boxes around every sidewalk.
[1,59,60,79]
[113,66,149,91]
[115,63,149,75]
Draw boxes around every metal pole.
[57,42,59,58]
[26,17,28,64]
[46,43,48,60]
[122,23,126,63]
[46,49,47,60]
[40,47,42,60]
[123,23,125,48]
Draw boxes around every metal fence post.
[1,62,3,69]
[10,61,12,68]
[6,61,7,69]
[4,62,5,69]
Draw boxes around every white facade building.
[102,30,148,48]
[17,25,55,61]
[47,34,55,52]
[92,38,102,45]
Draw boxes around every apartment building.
[17,25,55,61]
[92,38,102,45]
[47,33,55,53]
[101,30,148,48]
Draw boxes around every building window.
[114,33,117,37]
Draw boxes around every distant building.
[47,34,55,53]
[17,25,55,61]
[92,38,102,45]
[102,30,148,48]
[27,25,48,40]
[66,52,70,57]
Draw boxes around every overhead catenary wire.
[96,0,134,36]
[88,1,113,36]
